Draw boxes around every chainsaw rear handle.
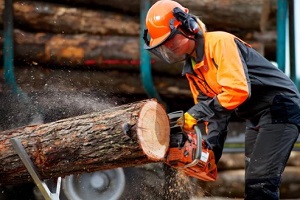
[193,125,202,160]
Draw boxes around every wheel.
[62,168,125,200]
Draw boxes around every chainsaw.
[165,111,217,181]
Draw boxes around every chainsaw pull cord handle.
[194,125,202,160]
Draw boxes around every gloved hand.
[177,112,197,132]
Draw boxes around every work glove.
[177,112,197,132]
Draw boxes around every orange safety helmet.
[145,0,189,48]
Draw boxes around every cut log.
[13,0,277,31]
[218,151,300,171]
[0,99,170,185]
[287,151,300,166]
[217,153,245,170]
[12,29,141,66]
[11,0,140,36]
[0,29,185,75]
[0,29,275,74]
[198,167,300,198]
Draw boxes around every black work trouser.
[244,123,299,200]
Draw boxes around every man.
[143,0,300,199]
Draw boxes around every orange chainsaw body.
[166,111,217,181]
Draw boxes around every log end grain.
[137,100,170,161]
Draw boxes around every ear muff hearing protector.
[172,7,202,38]
[172,7,205,62]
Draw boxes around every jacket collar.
[182,34,205,76]
[182,56,194,76]
[195,33,205,63]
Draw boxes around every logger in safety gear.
[143,0,205,64]
[144,1,300,199]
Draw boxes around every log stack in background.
[0,0,277,70]
[197,151,300,199]
[0,0,278,113]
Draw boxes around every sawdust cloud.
[0,85,116,130]
[37,90,114,122]
[164,168,205,200]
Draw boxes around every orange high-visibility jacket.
[183,31,300,135]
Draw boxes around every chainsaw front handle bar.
[184,125,202,168]
[194,125,202,160]
[168,110,203,168]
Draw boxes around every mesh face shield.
[144,28,192,64]
[146,43,186,64]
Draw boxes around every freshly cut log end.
[0,98,170,185]
[137,101,170,161]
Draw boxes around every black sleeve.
[187,95,233,163]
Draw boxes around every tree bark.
[0,0,278,67]
[12,0,276,31]
[0,29,185,75]
[10,29,141,66]
[0,29,274,74]
[10,0,140,36]
[199,167,300,198]
[0,99,170,185]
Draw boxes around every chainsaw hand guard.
[166,111,217,181]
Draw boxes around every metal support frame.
[292,0,300,89]
[276,0,288,73]
[3,0,18,93]
[10,138,61,200]
[140,0,167,109]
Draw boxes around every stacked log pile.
[196,151,300,199]
[0,0,278,110]
[0,0,278,62]
[0,0,277,72]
